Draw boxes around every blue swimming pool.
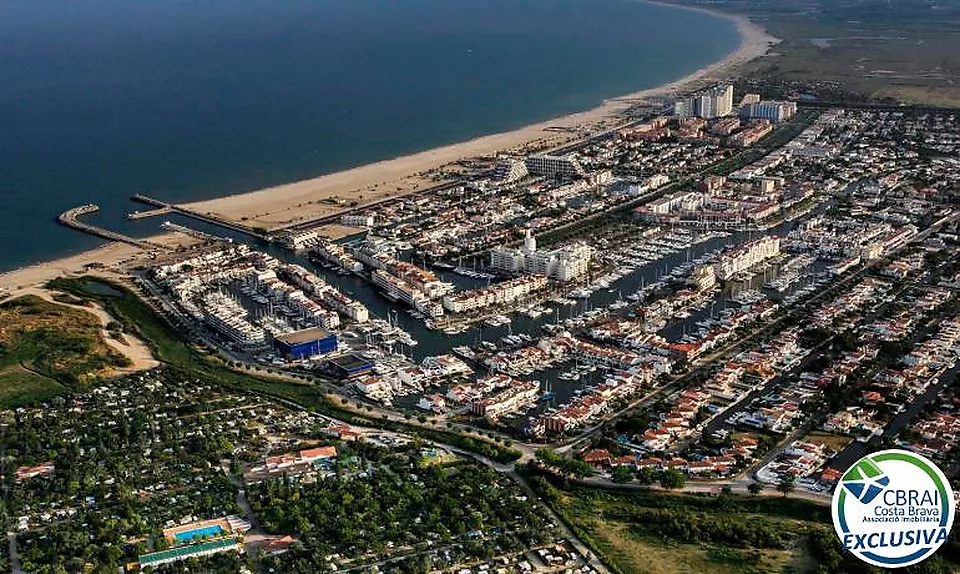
[173,524,223,543]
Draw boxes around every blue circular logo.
[832,449,955,568]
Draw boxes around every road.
[576,475,832,506]
[7,532,23,574]
[220,461,269,559]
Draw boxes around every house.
[15,462,55,482]
[299,446,338,463]
[265,535,296,556]
[582,449,612,467]
[417,394,447,413]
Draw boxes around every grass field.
[558,490,816,574]
[0,367,67,408]
[0,294,130,393]
[576,520,801,574]
[530,478,960,574]
[671,0,960,107]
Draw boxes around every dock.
[132,193,266,239]
[58,204,164,250]
[161,221,233,243]
[128,206,173,220]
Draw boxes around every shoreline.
[0,4,777,295]
[182,4,776,230]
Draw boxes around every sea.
[0,0,739,272]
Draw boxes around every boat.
[452,346,476,360]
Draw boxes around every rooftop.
[275,327,334,345]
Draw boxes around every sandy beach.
[0,233,198,297]
[0,4,776,294]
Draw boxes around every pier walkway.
[132,193,265,239]
[58,204,162,250]
[127,206,173,220]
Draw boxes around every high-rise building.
[490,247,526,274]
[740,101,797,123]
[493,158,529,182]
[524,154,585,178]
[556,244,593,282]
[523,229,537,255]
[674,84,734,119]
[490,230,593,281]
[673,84,733,119]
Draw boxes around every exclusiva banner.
[832,449,955,568]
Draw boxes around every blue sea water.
[0,0,739,271]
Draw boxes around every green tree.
[637,467,657,484]
[748,482,764,496]
[660,469,685,490]
[612,466,634,484]
[777,474,796,497]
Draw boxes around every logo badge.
[832,449,955,568]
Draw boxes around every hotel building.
[711,235,781,281]
[674,84,734,119]
[524,153,585,178]
[490,230,593,282]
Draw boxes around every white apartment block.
[490,230,592,281]
[341,214,376,228]
[740,101,798,123]
[525,153,585,178]
[674,84,734,119]
[713,235,781,280]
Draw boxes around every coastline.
[0,4,776,296]
[182,5,776,231]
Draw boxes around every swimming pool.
[173,524,223,543]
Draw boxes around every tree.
[777,474,796,497]
[612,466,634,484]
[637,467,657,484]
[748,482,764,496]
[660,469,685,490]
